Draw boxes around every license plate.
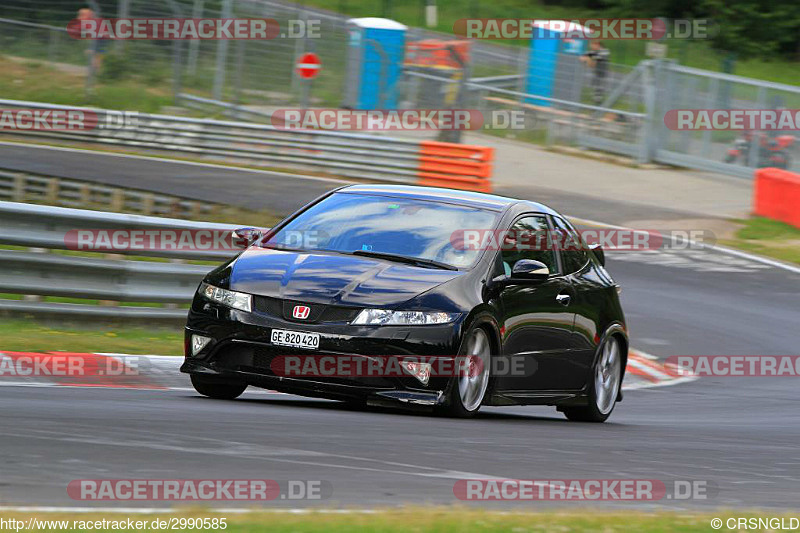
[270,329,320,350]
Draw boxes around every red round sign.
[295,52,321,80]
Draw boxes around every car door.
[493,214,579,392]
[551,215,615,387]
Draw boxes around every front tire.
[441,327,492,418]
[562,336,622,423]
[190,374,247,400]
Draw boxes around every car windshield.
[262,192,499,269]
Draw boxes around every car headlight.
[351,309,459,326]
[199,283,252,313]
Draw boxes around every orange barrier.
[405,40,470,70]
[753,168,800,228]
[417,141,494,193]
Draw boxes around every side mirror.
[233,227,262,247]
[509,259,550,283]
[589,243,605,266]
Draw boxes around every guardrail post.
[45,179,59,205]
[13,174,25,202]
[111,190,124,212]
[80,184,91,205]
[143,194,154,216]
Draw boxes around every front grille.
[318,306,361,323]
[213,344,395,387]
[252,348,278,372]
[252,296,361,324]
[252,296,283,317]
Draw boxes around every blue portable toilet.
[525,21,588,107]
[343,18,407,110]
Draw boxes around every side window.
[552,216,589,274]
[500,215,558,276]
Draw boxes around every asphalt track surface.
[0,143,715,224]
[2,144,800,510]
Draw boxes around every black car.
[181,185,628,422]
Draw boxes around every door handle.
[556,293,571,306]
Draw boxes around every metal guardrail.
[0,169,217,219]
[0,201,243,322]
[0,99,422,183]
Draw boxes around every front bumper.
[181,298,464,406]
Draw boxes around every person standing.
[77,7,108,73]
[581,40,610,106]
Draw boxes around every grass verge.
[721,217,800,265]
[0,509,792,532]
[0,320,183,355]
[0,57,172,113]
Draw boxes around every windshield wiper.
[350,250,458,271]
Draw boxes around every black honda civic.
[181,184,628,422]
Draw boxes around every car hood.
[220,247,464,307]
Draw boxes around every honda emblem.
[292,305,311,320]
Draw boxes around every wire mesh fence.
[0,1,796,177]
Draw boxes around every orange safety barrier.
[405,40,470,70]
[753,167,800,228]
[417,141,494,193]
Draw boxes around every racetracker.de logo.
[453,18,670,40]
[665,355,800,377]
[63,229,259,252]
[664,109,800,130]
[272,109,492,131]
[67,18,280,40]
[67,480,330,500]
[454,479,715,501]
[0,109,98,131]
[450,228,715,251]
[270,354,535,379]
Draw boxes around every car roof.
[338,184,558,215]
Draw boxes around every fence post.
[747,87,767,169]
[85,0,102,96]
[166,0,185,105]
[212,0,234,101]
[47,28,59,63]
[439,45,470,144]
[515,44,528,102]
[233,40,245,118]
[187,0,205,76]
[638,60,656,164]
[291,8,309,97]
[701,76,718,160]
[116,0,130,54]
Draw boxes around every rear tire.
[190,374,247,400]
[562,336,622,423]
[440,327,492,418]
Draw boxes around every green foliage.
[601,0,800,60]
[98,52,130,82]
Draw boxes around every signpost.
[296,52,321,108]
